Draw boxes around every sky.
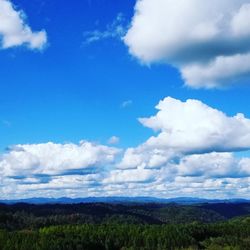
[1,0,250,199]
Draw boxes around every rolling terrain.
[0,201,250,230]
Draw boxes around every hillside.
[1,202,250,231]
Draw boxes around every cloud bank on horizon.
[124,0,250,88]
[0,0,47,49]
[1,97,250,199]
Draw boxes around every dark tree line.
[0,203,250,249]
[2,202,250,231]
[0,217,249,249]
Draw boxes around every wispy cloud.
[107,136,120,145]
[121,100,132,108]
[83,13,127,45]
[2,120,11,127]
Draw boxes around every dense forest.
[0,202,249,249]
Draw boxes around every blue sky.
[1,0,250,199]
[1,0,179,150]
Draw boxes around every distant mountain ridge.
[1,196,249,205]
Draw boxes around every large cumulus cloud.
[139,97,250,154]
[118,96,250,172]
[124,0,250,88]
[0,141,120,177]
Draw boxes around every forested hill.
[1,202,250,230]
[0,203,250,249]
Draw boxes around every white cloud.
[0,0,47,49]
[231,3,250,37]
[1,148,250,199]
[18,174,102,191]
[177,153,238,178]
[182,53,250,88]
[1,97,250,199]
[113,96,250,195]
[107,136,120,145]
[117,147,175,170]
[139,97,250,154]
[238,157,250,176]
[102,152,250,198]
[124,0,250,88]
[103,167,156,184]
[0,141,120,177]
